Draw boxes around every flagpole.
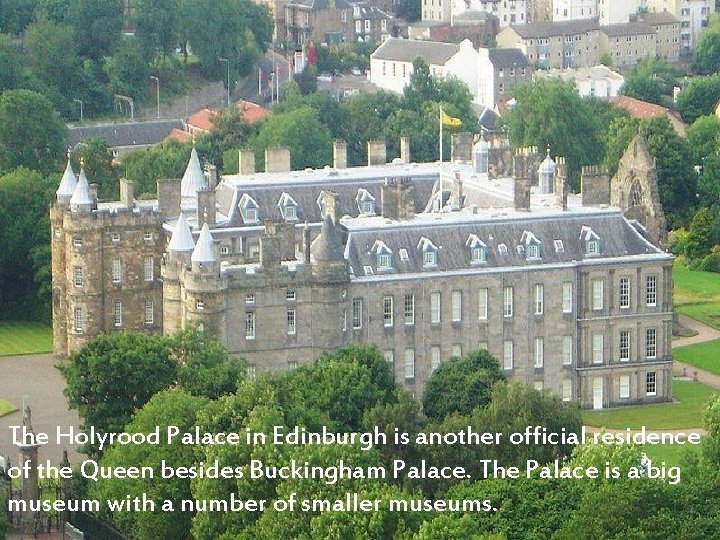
[439,106,443,211]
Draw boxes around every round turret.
[538,148,555,194]
[472,137,490,174]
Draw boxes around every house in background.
[610,95,686,137]
[168,100,271,142]
[534,65,624,98]
[370,38,480,99]
[478,47,530,108]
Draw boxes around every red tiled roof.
[610,96,686,136]
[185,101,271,133]
[186,108,215,132]
[167,128,193,142]
[236,99,271,123]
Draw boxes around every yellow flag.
[441,109,462,127]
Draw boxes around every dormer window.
[521,231,542,261]
[239,193,260,224]
[498,243,508,254]
[554,240,564,253]
[372,240,393,271]
[580,226,601,256]
[278,192,299,221]
[356,188,376,216]
[417,237,438,267]
[399,248,409,261]
[466,234,487,264]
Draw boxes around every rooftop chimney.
[239,149,255,174]
[367,140,386,166]
[333,141,347,169]
[265,146,291,173]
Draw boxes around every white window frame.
[645,328,657,359]
[352,298,363,329]
[245,311,256,340]
[423,250,437,267]
[111,258,121,283]
[144,231,153,242]
[592,333,604,364]
[144,298,154,324]
[562,281,573,313]
[451,290,462,322]
[534,284,544,315]
[73,267,84,288]
[503,286,513,317]
[645,275,657,307]
[196,299,205,310]
[384,350,394,364]
[73,236,83,247]
[478,288,488,320]
[113,300,122,327]
[246,293,255,304]
[592,279,604,310]
[286,290,296,302]
[111,232,120,242]
[383,296,394,327]
[404,293,414,325]
[534,337,544,368]
[378,253,392,270]
[619,330,630,361]
[451,344,462,358]
[404,348,415,379]
[646,371,657,396]
[619,276,630,309]
[73,307,83,333]
[562,378,572,402]
[431,346,441,372]
[143,257,154,282]
[619,375,630,399]
[287,308,296,335]
[562,335,573,365]
[430,292,441,323]
[503,340,513,370]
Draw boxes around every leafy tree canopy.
[676,74,720,123]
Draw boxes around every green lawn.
[673,339,720,376]
[0,321,53,356]
[0,397,17,418]
[583,380,718,430]
[673,263,720,331]
[641,441,700,468]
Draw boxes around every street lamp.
[219,57,230,107]
[73,99,83,122]
[150,76,160,118]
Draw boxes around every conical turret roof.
[191,222,216,263]
[56,158,77,201]
[181,147,207,205]
[311,214,345,262]
[69,167,93,210]
[168,213,195,252]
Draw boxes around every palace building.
[51,134,673,409]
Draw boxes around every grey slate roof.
[600,22,654,37]
[371,38,460,64]
[509,19,598,38]
[343,211,662,277]
[634,12,679,25]
[216,171,438,226]
[66,119,183,148]
[488,48,529,69]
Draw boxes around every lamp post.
[150,76,160,118]
[219,57,230,107]
[73,99,83,122]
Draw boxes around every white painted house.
[533,65,624,98]
[370,38,481,100]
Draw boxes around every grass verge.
[0,397,17,418]
[0,321,53,356]
[673,339,720,376]
[582,380,718,430]
[673,263,720,331]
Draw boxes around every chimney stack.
[580,165,610,205]
[119,178,134,209]
[265,146,291,173]
[554,156,568,210]
[239,149,255,174]
[367,140,386,166]
[451,132,473,162]
[333,141,347,169]
[513,148,530,211]
[400,137,410,164]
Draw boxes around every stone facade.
[52,135,673,410]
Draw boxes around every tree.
[89,390,208,539]
[341,91,401,166]
[0,167,57,321]
[104,37,151,101]
[687,114,720,164]
[58,332,178,455]
[685,207,716,262]
[171,325,246,399]
[179,0,272,79]
[132,0,182,63]
[250,106,332,170]
[422,349,504,421]
[676,74,720,123]
[694,14,720,74]
[641,115,698,228]
[0,89,65,173]
[621,70,664,104]
[122,139,192,197]
[507,79,608,187]
[68,0,123,60]
[0,0,35,34]
[0,34,21,92]
[70,137,119,199]
[396,0,421,21]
